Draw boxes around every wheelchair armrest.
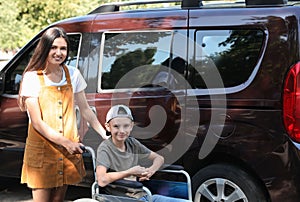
[110,179,144,189]
[161,164,184,171]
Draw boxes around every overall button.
[58,100,62,105]
[59,171,63,175]
[58,157,63,161]
[59,116,62,119]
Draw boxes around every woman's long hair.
[17,27,70,111]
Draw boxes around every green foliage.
[0,0,116,51]
[0,0,180,51]
[0,0,32,50]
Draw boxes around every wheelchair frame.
[77,146,193,202]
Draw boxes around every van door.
[82,10,192,165]
[186,9,265,162]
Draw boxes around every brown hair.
[17,27,70,111]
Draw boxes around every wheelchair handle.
[80,145,86,152]
[80,145,97,181]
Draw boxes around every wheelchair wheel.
[192,163,268,202]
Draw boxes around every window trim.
[97,30,176,93]
[188,28,267,96]
[66,32,83,69]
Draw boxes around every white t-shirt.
[20,65,87,97]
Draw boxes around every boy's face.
[105,117,134,142]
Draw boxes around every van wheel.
[192,163,268,202]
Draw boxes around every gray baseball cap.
[106,104,134,123]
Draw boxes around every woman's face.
[47,37,68,66]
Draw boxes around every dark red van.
[1,0,300,201]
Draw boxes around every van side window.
[189,29,264,89]
[65,34,81,68]
[4,34,81,94]
[101,31,182,90]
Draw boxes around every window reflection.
[101,32,173,90]
[189,30,264,89]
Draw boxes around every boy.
[96,104,190,202]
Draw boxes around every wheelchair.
[74,146,193,202]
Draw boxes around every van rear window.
[189,29,264,89]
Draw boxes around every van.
[1,0,300,201]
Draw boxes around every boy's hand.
[139,168,155,181]
[128,165,148,177]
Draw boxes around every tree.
[0,0,177,51]
[0,0,32,50]
[0,0,116,51]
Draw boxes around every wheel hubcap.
[194,178,248,202]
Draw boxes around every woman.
[18,27,107,202]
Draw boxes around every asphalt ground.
[0,177,91,202]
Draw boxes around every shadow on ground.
[0,177,91,202]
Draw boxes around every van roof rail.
[245,0,288,6]
[88,0,182,14]
[182,0,202,8]
[88,0,288,14]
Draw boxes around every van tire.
[192,163,268,202]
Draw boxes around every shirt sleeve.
[20,71,40,97]
[130,137,151,157]
[70,66,87,93]
[96,141,111,169]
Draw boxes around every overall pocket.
[23,140,45,168]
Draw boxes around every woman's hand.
[63,141,84,155]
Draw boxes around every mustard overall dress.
[21,65,86,188]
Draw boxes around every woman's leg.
[50,185,68,202]
[32,185,68,202]
[32,188,52,202]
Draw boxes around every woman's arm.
[75,90,108,140]
[25,97,83,154]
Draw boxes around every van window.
[101,31,178,90]
[4,34,81,94]
[189,29,264,89]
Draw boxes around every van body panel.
[92,10,188,31]
[2,2,300,201]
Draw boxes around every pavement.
[0,177,91,202]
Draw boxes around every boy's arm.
[96,165,148,187]
[139,151,164,181]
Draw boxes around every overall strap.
[37,70,45,86]
[62,64,72,85]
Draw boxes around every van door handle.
[212,124,235,139]
[75,105,81,129]
[88,106,97,128]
